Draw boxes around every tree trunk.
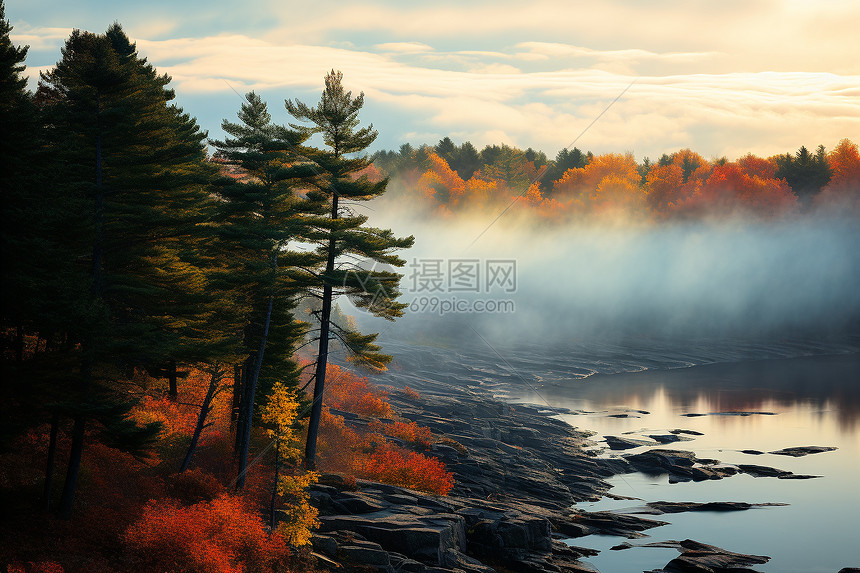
[305,192,339,470]
[231,363,242,432]
[167,358,178,402]
[42,411,60,513]
[233,355,253,457]
[180,368,221,472]
[58,415,85,518]
[235,297,274,490]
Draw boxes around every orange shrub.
[132,368,231,443]
[324,365,393,418]
[370,420,433,450]
[315,409,373,473]
[401,386,420,400]
[123,495,290,573]
[359,444,454,495]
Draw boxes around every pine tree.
[36,25,219,516]
[775,145,832,206]
[285,70,413,470]
[209,91,316,488]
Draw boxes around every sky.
[7,0,860,161]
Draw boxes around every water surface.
[380,340,860,572]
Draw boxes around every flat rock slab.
[670,429,704,436]
[647,434,693,444]
[769,445,837,457]
[736,464,820,480]
[605,435,654,450]
[639,501,788,514]
[644,539,770,572]
[624,449,738,482]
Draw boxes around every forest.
[2,3,860,572]
[372,137,859,220]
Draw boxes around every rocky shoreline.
[292,375,832,573]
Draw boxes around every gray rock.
[645,538,769,572]
[339,543,392,568]
[641,501,788,514]
[769,445,837,457]
[670,429,704,436]
[311,533,338,557]
[605,435,653,450]
[647,434,692,444]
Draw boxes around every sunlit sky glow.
[8,0,860,160]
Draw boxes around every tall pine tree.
[210,91,317,488]
[37,25,218,516]
[285,70,413,470]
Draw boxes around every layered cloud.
[8,0,860,159]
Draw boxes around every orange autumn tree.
[737,153,778,180]
[524,182,565,219]
[417,151,466,207]
[417,151,506,213]
[676,162,797,218]
[816,138,860,210]
[645,149,711,214]
[553,152,644,216]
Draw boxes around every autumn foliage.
[123,496,291,573]
[309,366,454,495]
[381,139,860,220]
[361,444,454,495]
[322,364,394,418]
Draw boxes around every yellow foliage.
[275,473,320,546]
[261,383,319,546]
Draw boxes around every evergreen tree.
[540,147,589,193]
[449,141,481,180]
[434,136,456,163]
[480,144,530,190]
[209,91,316,488]
[524,147,548,169]
[775,144,832,206]
[285,70,413,470]
[0,4,100,514]
[36,25,218,516]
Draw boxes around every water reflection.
[510,353,860,573]
[524,353,860,432]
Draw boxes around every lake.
[378,336,860,572]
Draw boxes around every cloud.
[375,41,433,53]
[9,26,72,51]
[124,34,860,158]
[515,42,720,63]
[12,2,860,160]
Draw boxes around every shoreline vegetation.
[3,5,860,573]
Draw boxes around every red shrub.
[324,365,393,418]
[123,495,290,573]
[359,444,454,495]
[401,386,420,400]
[370,420,433,450]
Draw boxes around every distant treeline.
[371,137,860,218]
